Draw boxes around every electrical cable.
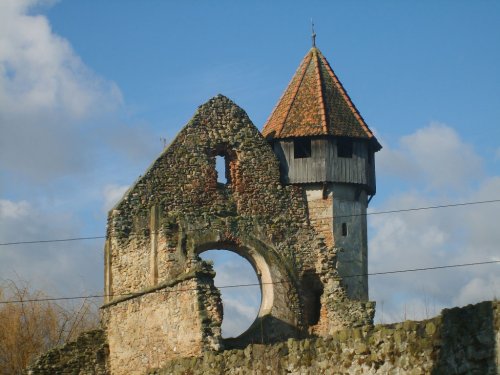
[1,259,498,304]
[1,199,499,247]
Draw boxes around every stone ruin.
[101,93,375,373]
[28,46,500,375]
[97,45,386,373]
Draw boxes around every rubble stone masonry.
[97,95,372,373]
[28,300,500,374]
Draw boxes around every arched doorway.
[200,250,261,338]
[191,236,302,347]
[194,241,276,341]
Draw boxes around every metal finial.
[311,19,316,47]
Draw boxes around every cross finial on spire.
[311,19,316,47]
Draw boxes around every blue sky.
[1,0,499,336]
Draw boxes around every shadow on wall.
[432,300,497,374]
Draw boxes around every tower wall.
[331,184,368,301]
[304,183,368,301]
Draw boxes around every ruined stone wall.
[105,95,322,300]
[26,330,108,375]
[27,301,499,374]
[149,301,500,375]
[101,263,222,374]
[103,95,365,373]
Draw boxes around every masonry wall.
[101,95,374,374]
[27,301,499,374]
[332,184,368,301]
[304,183,368,303]
[101,263,222,375]
[149,300,500,375]
[26,330,108,375]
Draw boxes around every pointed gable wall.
[102,95,368,373]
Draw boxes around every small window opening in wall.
[215,155,228,184]
[302,272,323,326]
[342,223,348,236]
[337,139,353,158]
[310,289,322,325]
[294,139,312,159]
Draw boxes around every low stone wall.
[150,300,499,375]
[26,329,108,375]
[27,301,499,374]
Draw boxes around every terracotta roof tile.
[262,47,381,150]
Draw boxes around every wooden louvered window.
[294,139,311,159]
[337,139,353,158]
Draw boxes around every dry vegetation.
[0,279,99,374]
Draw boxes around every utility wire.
[1,199,499,247]
[0,236,106,246]
[336,199,500,219]
[342,260,500,278]
[1,260,498,304]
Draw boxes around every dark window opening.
[294,139,312,159]
[309,289,322,325]
[342,223,348,237]
[337,139,353,158]
[302,272,323,326]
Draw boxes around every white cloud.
[377,123,483,190]
[221,297,260,338]
[0,0,156,309]
[0,0,122,180]
[0,199,103,296]
[102,184,129,212]
[0,0,121,118]
[0,199,31,219]
[370,124,499,323]
[454,275,500,307]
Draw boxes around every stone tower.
[262,46,382,301]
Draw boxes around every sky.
[1,0,499,336]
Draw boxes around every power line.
[342,260,500,278]
[1,199,499,247]
[0,236,105,246]
[1,259,498,305]
[337,198,500,219]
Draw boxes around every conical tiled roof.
[262,47,381,150]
